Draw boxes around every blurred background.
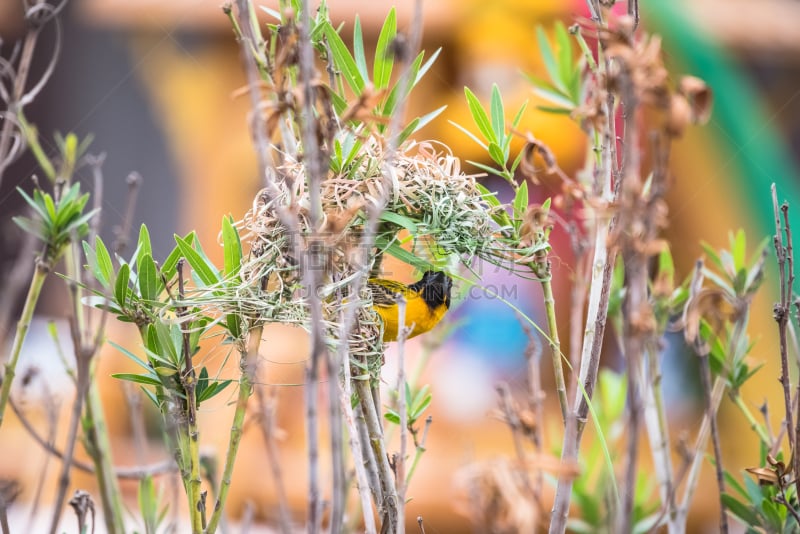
[1,0,799,531]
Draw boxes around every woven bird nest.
[233,137,505,363]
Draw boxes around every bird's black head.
[409,271,452,310]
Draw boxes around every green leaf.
[137,224,153,264]
[162,232,195,280]
[153,366,178,377]
[378,240,433,272]
[410,392,431,420]
[112,373,162,387]
[138,253,160,301]
[555,22,575,93]
[197,379,234,403]
[396,105,446,144]
[536,105,573,115]
[324,22,365,95]
[12,216,46,242]
[513,180,529,220]
[94,237,114,289]
[225,314,242,339]
[373,8,397,90]
[43,193,57,221]
[175,234,220,287]
[464,87,495,144]
[108,340,150,370]
[384,411,400,425]
[467,160,511,181]
[490,84,505,144]
[139,475,158,534]
[379,211,418,234]
[475,183,501,208]
[488,141,506,167]
[416,47,441,83]
[154,322,180,367]
[532,86,577,110]
[222,215,243,279]
[353,16,369,82]
[536,26,566,93]
[731,229,746,271]
[449,120,488,150]
[114,263,131,308]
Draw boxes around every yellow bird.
[368,271,452,342]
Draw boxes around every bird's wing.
[368,279,407,307]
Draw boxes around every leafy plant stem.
[0,262,47,428]
[730,393,771,446]
[541,273,567,424]
[83,380,126,534]
[206,326,262,534]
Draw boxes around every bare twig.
[550,56,620,534]
[396,296,408,534]
[772,184,795,467]
[48,282,94,534]
[113,172,143,254]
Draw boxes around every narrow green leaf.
[139,475,158,533]
[532,86,576,110]
[378,211,418,234]
[467,160,511,181]
[13,216,46,241]
[175,234,220,287]
[396,118,420,145]
[384,411,400,424]
[197,379,233,403]
[399,105,446,143]
[449,120,488,150]
[487,142,506,167]
[138,253,159,301]
[17,188,49,222]
[222,215,243,279]
[555,22,574,92]
[163,232,195,280]
[112,373,163,387]
[225,314,242,339]
[43,193,57,221]
[140,387,159,409]
[475,183,501,208]
[490,84,505,144]
[323,22,365,95]
[108,340,150,370]
[114,263,130,308]
[536,105,573,115]
[464,87,495,143]
[373,8,397,90]
[154,322,180,366]
[509,100,528,133]
[353,16,369,82]
[416,47,441,84]
[382,52,423,117]
[138,224,153,263]
[536,26,566,93]
[732,229,746,271]
[154,366,178,377]
[379,240,433,271]
[94,237,114,288]
[514,180,529,220]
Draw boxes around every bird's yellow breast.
[373,294,447,342]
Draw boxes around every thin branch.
[773,184,795,468]
[396,296,408,534]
